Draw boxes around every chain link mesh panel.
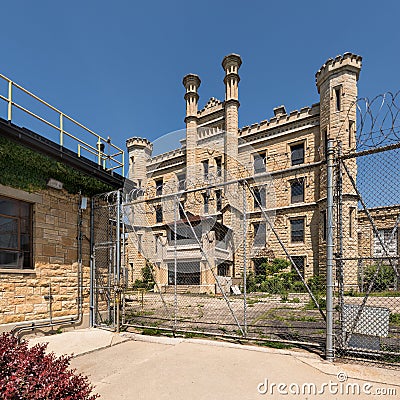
[334,93,400,365]
[122,180,326,349]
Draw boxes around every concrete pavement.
[29,329,400,399]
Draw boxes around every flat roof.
[0,118,124,189]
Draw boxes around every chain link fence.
[121,179,326,351]
[334,93,400,365]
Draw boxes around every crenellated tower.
[126,137,153,187]
[316,53,362,285]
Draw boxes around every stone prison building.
[1,52,398,330]
[126,52,398,294]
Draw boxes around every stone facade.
[125,52,365,293]
[0,184,91,328]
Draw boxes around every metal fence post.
[116,189,121,333]
[242,183,247,336]
[326,139,335,362]
[89,198,95,327]
[174,195,178,331]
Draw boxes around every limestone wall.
[0,186,91,326]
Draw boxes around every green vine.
[0,136,115,196]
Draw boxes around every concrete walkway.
[30,329,400,399]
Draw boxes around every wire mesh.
[122,178,325,349]
[92,191,123,330]
[334,93,400,366]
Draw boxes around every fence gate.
[334,93,400,364]
[92,190,125,331]
[121,170,327,350]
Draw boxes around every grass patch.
[389,313,400,326]
[258,340,292,349]
[344,290,400,297]
[287,315,318,323]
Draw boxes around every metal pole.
[173,196,178,331]
[7,81,12,121]
[116,190,121,333]
[337,141,345,348]
[59,113,64,147]
[242,184,247,336]
[89,198,95,327]
[326,139,335,362]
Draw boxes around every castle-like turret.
[183,73,201,182]
[316,53,362,284]
[316,52,362,151]
[126,137,153,187]
[222,54,242,177]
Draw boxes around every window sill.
[0,268,36,275]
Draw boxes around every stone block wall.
[0,185,91,326]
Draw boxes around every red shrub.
[0,333,99,399]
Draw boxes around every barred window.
[215,157,222,177]
[291,255,305,279]
[290,218,305,243]
[177,174,185,191]
[155,205,163,223]
[290,143,304,166]
[203,192,209,214]
[202,160,209,180]
[155,179,163,196]
[254,152,266,174]
[253,187,266,209]
[215,190,222,211]
[253,222,266,247]
[290,178,304,203]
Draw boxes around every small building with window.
[0,119,122,330]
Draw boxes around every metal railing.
[0,73,124,176]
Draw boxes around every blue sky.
[1,0,399,165]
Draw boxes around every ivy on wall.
[0,136,114,196]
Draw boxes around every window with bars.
[155,205,163,223]
[177,174,185,191]
[203,192,209,214]
[290,143,305,166]
[253,187,266,209]
[215,157,222,177]
[290,178,304,203]
[0,196,32,269]
[155,179,163,196]
[215,190,222,211]
[253,222,266,247]
[290,218,305,243]
[290,255,305,279]
[374,229,398,257]
[202,160,209,180]
[253,152,266,174]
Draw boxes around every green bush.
[133,262,155,290]
[246,259,329,297]
[362,264,397,292]
[291,281,307,293]
[307,275,325,295]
